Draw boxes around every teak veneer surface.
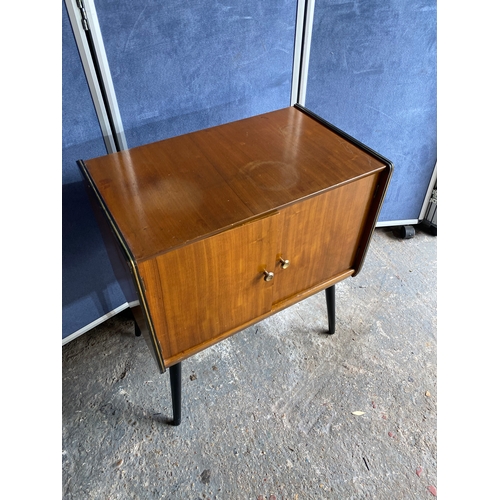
[83,107,386,263]
[138,214,279,359]
[137,177,380,364]
[81,106,392,370]
[272,174,379,304]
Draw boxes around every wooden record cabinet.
[78,105,392,424]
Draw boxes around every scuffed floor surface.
[62,227,437,499]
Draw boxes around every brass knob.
[263,270,274,282]
[279,258,290,269]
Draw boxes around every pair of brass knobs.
[263,258,290,281]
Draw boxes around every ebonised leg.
[134,320,142,337]
[325,285,335,335]
[169,362,182,426]
[125,307,142,336]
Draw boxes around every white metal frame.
[83,0,128,151]
[64,0,127,153]
[418,162,437,221]
[64,0,129,344]
[290,0,315,106]
[376,218,419,228]
[62,303,130,346]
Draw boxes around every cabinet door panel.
[138,214,278,364]
[273,174,379,304]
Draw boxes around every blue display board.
[93,0,297,148]
[62,2,127,340]
[305,0,437,222]
[62,0,298,341]
[63,0,437,341]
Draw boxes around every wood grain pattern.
[147,269,355,368]
[83,107,386,263]
[83,134,255,262]
[135,174,377,366]
[272,173,380,304]
[190,107,385,216]
[138,214,278,363]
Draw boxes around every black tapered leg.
[134,320,141,337]
[325,285,335,335]
[169,362,182,426]
[124,307,142,336]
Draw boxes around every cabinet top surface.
[83,106,387,262]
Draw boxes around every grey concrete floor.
[62,227,437,499]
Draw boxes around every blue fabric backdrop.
[62,2,127,340]
[306,0,437,222]
[63,0,437,341]
[93,0,297,148]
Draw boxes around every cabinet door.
[138,213,278,365]
[273,174,379,304]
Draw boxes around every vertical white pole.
[84,0,128,151]
[290,0,316,106]
[64,0,128,152]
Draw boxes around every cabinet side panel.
[80,171,139,305]
[138,215,278,366]
[136,258,172,363]
[273,174,379,303]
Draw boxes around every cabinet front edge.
[77,159,167,373]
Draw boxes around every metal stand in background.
[420,181,437,236]
[392,177,437,239]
